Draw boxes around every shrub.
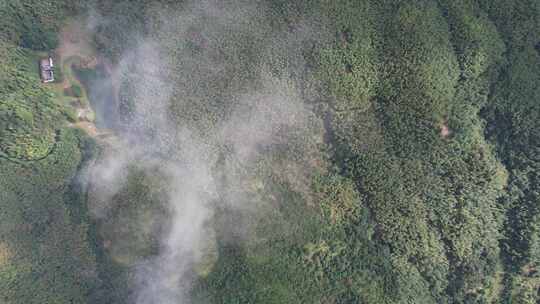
[53,64,64,83]
[71,84,83,97]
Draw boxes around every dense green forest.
[0,1,98,303]
[0,0,539,303]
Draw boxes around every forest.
[0,0,539,303]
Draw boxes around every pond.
[74,64,118,130]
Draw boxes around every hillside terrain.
[0,1,539,304]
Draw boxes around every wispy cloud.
[84,1,324,303]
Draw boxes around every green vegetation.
[65,84,83,98]
[0,42,62,160]
[478,1,540,302]
[0,1,99,303]
[1,0,539,303]
[0,0,82,50]
[0,128,99,303]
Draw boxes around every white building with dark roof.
[40,57,54,83]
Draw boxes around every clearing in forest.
[53,19,116,139]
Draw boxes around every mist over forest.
[0,0,539,303]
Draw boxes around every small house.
[40,57,54,83]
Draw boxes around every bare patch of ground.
[0,242,12,267]
[68,121,98,137]
[57,19,96,63]
[440,122,450,138]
